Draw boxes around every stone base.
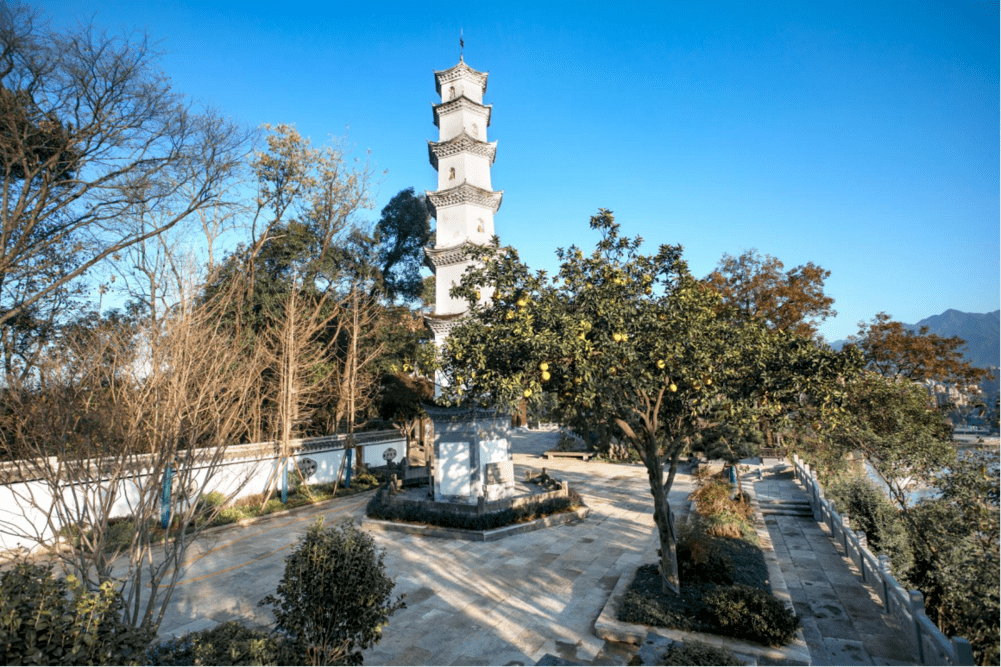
[484,481,516,501]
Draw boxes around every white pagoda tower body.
[423,57,502,348]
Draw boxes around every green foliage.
[0,561,152,665]
[827,475,912,574]
[658,640,745,666]
[439,210,852,592]
[366,487,582,531]
[147,621,284,666]
[260,518,405,665]
[703,585,799,647]
[374,188,432,304]
[807,372,955,503]
[902,455,999,667]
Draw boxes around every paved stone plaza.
[153,430,922,665]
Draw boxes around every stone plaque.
[484,461,514,486]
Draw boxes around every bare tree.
[0,3,248,384]
[0,277,267,635]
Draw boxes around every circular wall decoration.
[298,457,318,479]
[383,448,398,462]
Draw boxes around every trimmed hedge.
[366,487,583,531]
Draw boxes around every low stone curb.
[361,504,590,542]
[593,491,811,666]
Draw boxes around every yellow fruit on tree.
[613,333,622,342]
[706,378,712,385]
[524,388,532,398]
[657,359,666,369]
[516,297,528,308]
[542,371,551,381]
[669,383,678,393]
[539,362,549,371]
[506,311,514,320]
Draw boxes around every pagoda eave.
[424,241,479,271]
[427,134,498,169]
[433,58,488,95]
[424,185,503,218]
[424,312,468,337]
[432,96,492,128]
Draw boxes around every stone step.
[757,498,811,507]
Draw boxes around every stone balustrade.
[791,454,975,666]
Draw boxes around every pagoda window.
[449,167,455,180]
[472,123,479,137]
[449,85,455,100]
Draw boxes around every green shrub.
[147,620,283,666]
[659,640,745,666]
[366,487,583,531]
[676,516,735,586]
[703,584,799,646]
[260,518,405,665]
[827,475,912,574]
[0,561,152,665]
[262,498,285,515]
[199,491,227,508]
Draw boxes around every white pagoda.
[423,56,502,348]
[421,56,515,504]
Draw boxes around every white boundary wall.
[791,454,975,666]
[0,431,406,554]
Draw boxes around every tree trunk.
[645,446,680,595]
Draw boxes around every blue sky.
[36,0,1000,341]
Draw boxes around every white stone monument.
[423,405,515,504]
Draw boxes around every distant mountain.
[910,310,999,370]
[831,309,1000,369]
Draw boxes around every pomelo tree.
[440,210,849,593]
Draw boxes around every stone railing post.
[951,636,975,666]
[856,531,868,580]
[878,554,893,613]
[909,589,926,664]
[841,513,851,552]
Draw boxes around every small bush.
[262,498,285,514]
[676,516,735,586]
[261,518,405,665]
[827,475,912,574]
[703,584,799,646]
[689,470,755,540]
[659,640,745,666]
[199,491,227,509]
[147,620,284,666]
[0,560,152,665]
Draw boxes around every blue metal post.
[161,465,174,529]
[345,449,353,488]
[281,459,288,504]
